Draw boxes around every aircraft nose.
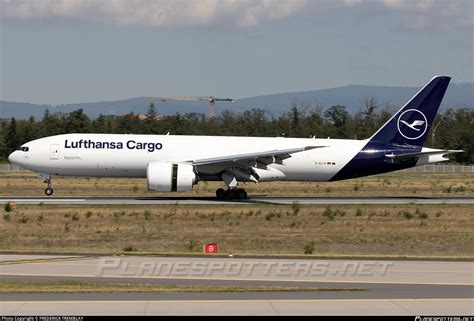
[8,151,19,165]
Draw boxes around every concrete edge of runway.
[1,195,473,206]
[2,252,474,263]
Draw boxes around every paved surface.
[1,255,472,315]
[1,196,473,205]
[1,255,473,285]
[2,298,472,315]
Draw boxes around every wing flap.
[190,146,326,166]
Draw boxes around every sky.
[0,0,473,105]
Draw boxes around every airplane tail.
[368,76,451,147]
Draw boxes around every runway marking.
[1,298,472,304]
[1,273,472,286]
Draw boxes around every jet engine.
[147,162,196,192]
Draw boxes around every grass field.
[0,280,365,293]
[1,171,473,258]
[1,203,472,258]
[1,171,473,197]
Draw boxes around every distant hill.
[1,82,472,120]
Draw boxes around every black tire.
[216,188,226,199]
[237,189,248,200]
[226,189,236,200]
[45,187,53,196]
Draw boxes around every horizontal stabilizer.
[385,149,463,161]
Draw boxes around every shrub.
[415,209,428,219]
[4,202,12,212]
[18,215,28,224]
[3,214,11,222]
[86,211,93,219]
[265,210,281,221]
[290,221,301,228]
[355,208,363,216]
[71,213,80,221]
[291,202,301,216]
[122,246,138,252]
[265,212,276,221]
[304,241,316,254]
[187,240,198,252]
[143,210,151,220]
[400,210,413,220]
[323,206,335,220]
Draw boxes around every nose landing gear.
[44,175,53,196]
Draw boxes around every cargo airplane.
[8,76,461,199]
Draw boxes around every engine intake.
[147,162,196,192]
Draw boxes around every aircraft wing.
[385,149,463,161]
[190,146,326,166]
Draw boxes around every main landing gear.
[216,188,248,200]
[44,175,53,196]
[217,170,249,200]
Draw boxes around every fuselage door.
[50,144,59,160]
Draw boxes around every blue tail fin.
[369,76,451,146]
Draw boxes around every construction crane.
[208,97,234,119]
[154,96,234,119]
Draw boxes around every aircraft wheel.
[45,187,54,196]
[236,188,248,200]
[216,188,226,200]
[226,189,236,200]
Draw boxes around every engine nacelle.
[147,162,196,192]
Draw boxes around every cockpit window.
[17,147,29,152]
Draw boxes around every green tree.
[324,105,350,138]
[5,118,22,153]
[0,119,7,159]
[66,109,92,133]
[144,103,160,134]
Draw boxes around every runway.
[1,196,473,205]
[1,254,473,315]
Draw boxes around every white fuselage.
[9,133,368,182]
